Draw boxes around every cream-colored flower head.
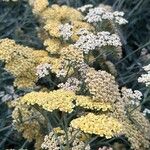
[60,45,84,65]
[36,4,93,41]
[76,95,112,111]
[29,0,49,14]
[0,38,50,88]
[20,89,76,113]
[85,68,120,103]
[71,113,123,139]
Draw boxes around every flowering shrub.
[0,0,150,149]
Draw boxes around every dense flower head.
[41,4,83,22]
[71,113,123,139]
[77,4,93,12]
[47,57,62,75]
[19,89,76,113]
[121,87,142,106]
[41,127,90,150]
[60,45,84,64]
[85,4,128,25]
[59,23,73,40]
[43,38,62,54]
[76,95,112,111]
[40,4,88,41]
[0,38,51,88]
[71,21,94,41]
[58,77,81,92]
[85,68,120,103]
[36,63,52,78]
[130,109,150,136]
[30,2,94,43]
[43,15,93,42]
[74,30,122,55]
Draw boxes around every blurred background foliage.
[0,0,150,149]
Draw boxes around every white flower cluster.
[85,4,128,25]
[121,87,142,106]
[56,68,68,78]
[58,77,81,92]
[41,132,60,150]
[59,23,73,40]
[75,30,122,54]
[36,63,51,78]
[78,62,89,78]
[138,64,150,86]
[98,146,113,150]
[72,139,91,150]
[143,108,150,116]
[77,4,93,12]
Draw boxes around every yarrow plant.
[0,0,150,150]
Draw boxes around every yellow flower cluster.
[41,4,83,23]
[43,38,62,54]
[48,57,62,74]
[40,4,87,41]
[9,101,45,150]
[85,68,120,103]
[76,95,112,111]
[18,88,113,113]
[60,45,84,64]
[0,39,51,88]
[20,89,76,113]
[29,1,93,55]
[4,2,149,150]
[29,0,49,14]
[71,113,123,139]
